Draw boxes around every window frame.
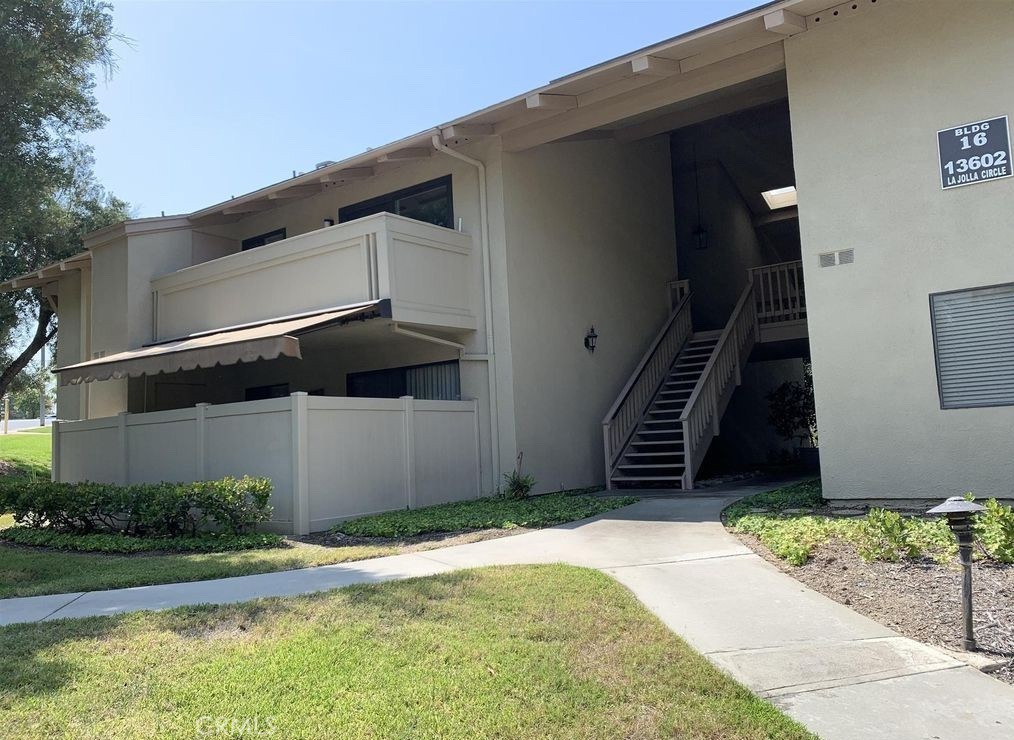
[929,280,1014,410]
[337,176,453,229]
[346,359,460,400]
[241,228,287,251]
[244,383,290,402]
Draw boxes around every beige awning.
[56,301,386,386]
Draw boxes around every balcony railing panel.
[151,213,475,341]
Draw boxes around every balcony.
[151,213,475,341]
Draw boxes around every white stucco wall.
[786,0,1014,501]
[501,136,677,491]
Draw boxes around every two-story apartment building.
[5,0,1013,532]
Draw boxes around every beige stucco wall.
[54,272,84,420]
[786,0,1014,501]
[196,145,509,494]
[87,236,130,417]
[60,148,511,497]
[501,136,677,491]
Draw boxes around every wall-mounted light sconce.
[322,218,335,228]
[584,326,598,353]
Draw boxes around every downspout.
[430,134,502,489]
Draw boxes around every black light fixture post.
[926,496,985,651]
[584,326,598,353]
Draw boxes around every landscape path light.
[926,496,985,651]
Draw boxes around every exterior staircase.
[603,260,806,490]
[610,332,719,488]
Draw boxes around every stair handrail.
[602,291,694,480]
[678,277,759,487]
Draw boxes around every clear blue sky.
[86,1,760,217]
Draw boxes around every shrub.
[723,479,823,525]
[975,498,1014,563]
[766,361,817,448]
[855,508,921,562]
[0,476,273,537]
[502,452,535,500]
[0,527,282,553]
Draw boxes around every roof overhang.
[186,0,852,221]
[56,300,389,386]
[0,251,92,293]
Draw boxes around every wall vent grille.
[818,249,854,268]
[807,0,880,29]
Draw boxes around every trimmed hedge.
[0,476,273,537]
[0,527,283,554]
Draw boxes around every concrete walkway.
[3,481,1013,739]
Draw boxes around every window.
[346,360,460,400]
[245,383,289,401]
[338,176,453,229]
[242,228,286,251]
[930,283,1014,409]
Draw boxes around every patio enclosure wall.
[52,393,481,534]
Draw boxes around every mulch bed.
[735,533,1014,685]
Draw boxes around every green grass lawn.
[0,541,397,599]
[0,564,812,739]
[0,430,52,478]
[337,492,636,537]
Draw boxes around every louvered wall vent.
[818,248,854,268]
[931,284,1014,409]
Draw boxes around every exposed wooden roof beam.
[679,32,782,74]
[754,206,799,227]
[268,185,322,200]
[222,201,274,215]
[441,124,495,140]
[614,79,787,142]
[631,55,680,77]
[502,43,785,152]
[764,9,807,35]
[525,93,578,111]
[319,167,374,183]
[378,148,432,162]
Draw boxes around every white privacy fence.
[53,393,481,534]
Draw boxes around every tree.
[8,360,54,418]
[0,1,126,401]
[0,0,118,236]
[766,360,818,448]
[0,179,129,401]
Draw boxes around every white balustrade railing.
[679,279,759,488]
[666,279,691,311]
[750,260,805,325]
[602,291,694,486]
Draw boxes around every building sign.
[937,116,1012,190]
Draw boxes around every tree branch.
[0,302,55,399]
